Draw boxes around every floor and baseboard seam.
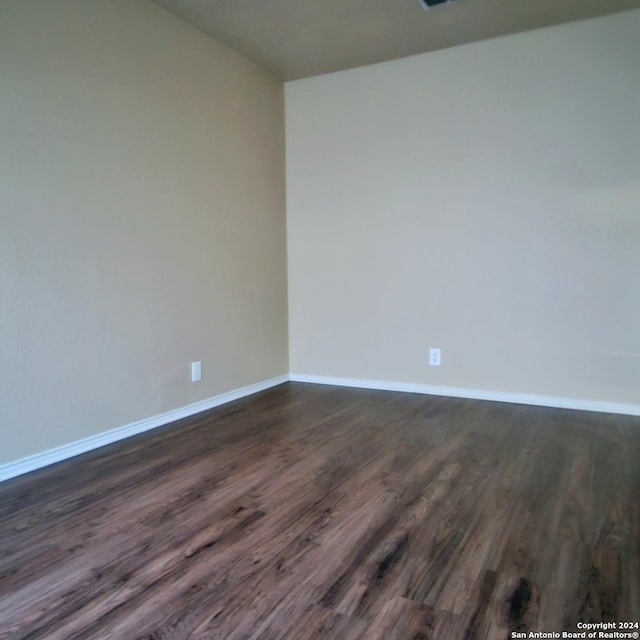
[0,374,289,483]
[289,373,640,417]
[2,372,638,484]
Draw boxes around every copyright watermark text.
[511,623,639,639]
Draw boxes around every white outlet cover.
[191,361,202,382]
[429,348,441,366]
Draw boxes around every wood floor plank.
[0,382,638,639]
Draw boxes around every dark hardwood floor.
[0,382,639,639]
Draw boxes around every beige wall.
[0,1,288,464]
[286,10,640,406]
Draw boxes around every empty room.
[1,0,639,638]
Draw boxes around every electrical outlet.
[191,361,202,382]
[429,348,441,366]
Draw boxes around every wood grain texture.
[0,382,638,639]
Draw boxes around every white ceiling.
[150,0,640,80]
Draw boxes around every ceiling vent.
[419,0,456,9]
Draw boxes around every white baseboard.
[3,372,637,484]
[0,375,289,484]
[289,373,640,417]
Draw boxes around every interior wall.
[286,10,640,406]
[0,0,288,465]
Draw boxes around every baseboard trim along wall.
[0,375,289,484]
[289,373,640,417]
[3,372,638,484]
